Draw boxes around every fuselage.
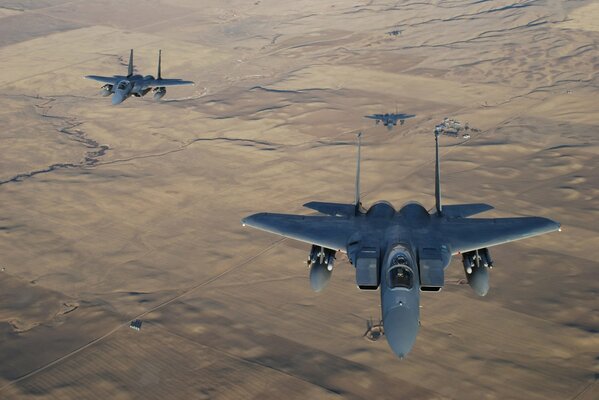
[111,75,156,105]
[349,201,451,357]
[380,244,420,358]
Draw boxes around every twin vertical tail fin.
[127,49,134,77]
[352,130,442,216]
[355,132,363,215]
[157,49,162,80]
[126,49,162,79]
[434,128,442,215]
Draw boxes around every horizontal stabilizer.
[84,75,122,84]
[303,201,355,217]
[151,78,194,87]
[442,203,493,218]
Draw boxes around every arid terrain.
[0,0,597,399]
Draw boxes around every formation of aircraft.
[81,48,560,359]
[241,131,560,358]
[85,49,194,105]
[364,112,415,130]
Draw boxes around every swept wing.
[441,216,559,254]
[242,213,358,252]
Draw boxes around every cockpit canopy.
[117,81,130,90]
[388,254,413,289]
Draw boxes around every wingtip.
[545,218,561,233]
[241,213,261,227]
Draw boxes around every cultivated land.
[0,0,597,399]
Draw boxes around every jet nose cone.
[112,94,125,105]
[383,306,419,358]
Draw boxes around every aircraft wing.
[242,213,358,252]
[364,115,382,120]
[150,78,194,87]
[441,216,560,254]
[84,75,122,84]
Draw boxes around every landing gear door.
[355,247,380,290]
[418,247,445,290]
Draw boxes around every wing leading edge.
[442,216,560,254]
[242,213,358,252]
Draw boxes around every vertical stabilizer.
[157,49,162,80]
[434,129,442,215]
[127,49,134,77]
[355,132,362,214]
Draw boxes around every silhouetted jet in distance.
[242,130,560,358]
[365,112,415,130]
[85,49,194,105]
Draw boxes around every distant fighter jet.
[85,49,194,105]
[365,112,415,130]
[242,131,560,358]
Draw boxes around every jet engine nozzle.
[153,87,166,100]
[462,250,490,296]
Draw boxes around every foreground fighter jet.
[85,49,194,105]
[242,130,560,358]
[365,112,415,130]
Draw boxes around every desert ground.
[0,0,597,399]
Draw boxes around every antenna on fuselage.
[157,49,162,80]
[434,127,442,215]
[355,132,363,214]
[127,49,134,78]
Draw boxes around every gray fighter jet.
[242,131,560,358]
[85,49,194,105]
[365,112,415,130]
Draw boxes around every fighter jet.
[85,49,194,105]
[242,130,560,358]
[365,112,415,130]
